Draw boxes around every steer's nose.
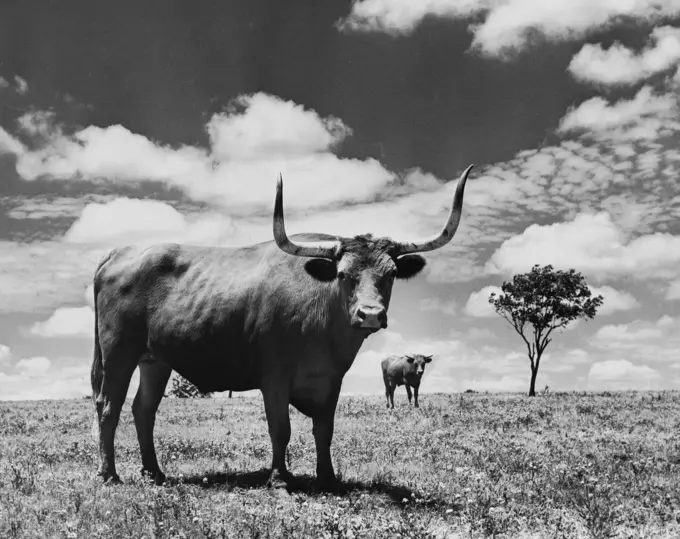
[355,306,387,329]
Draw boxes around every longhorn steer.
[381,354,433,408]
[90,165,473,489]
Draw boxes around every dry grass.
[1,391,680,538]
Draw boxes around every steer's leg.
[389,383,396,409]
[94,341,141,484]
[132,354,171,485]
[261,382,291,488]
[405,384,413,405]
[383,376,391,408]
[413,384,420,408]
[312,386,341,490]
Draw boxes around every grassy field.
[1,391,680,538]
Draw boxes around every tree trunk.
[528,367,538,397]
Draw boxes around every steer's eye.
[337,271,346,281]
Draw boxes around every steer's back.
[96,240,292,326]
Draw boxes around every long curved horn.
[273,174,340,259]
[393,164,473,256]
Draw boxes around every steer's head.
[272,165,473,335]
[405,354,433,378]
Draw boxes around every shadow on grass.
[176,468,442,507]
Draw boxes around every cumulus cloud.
[29,306,94,338]
[14,356,51,377]
[463,285,501,318]
[595,323,662,343]
[593,315,676,345]
[5,193,122,220]
[0,364,89,401]
[207,93,351,159]
[339,0,680,58]
[557,86,680,140]
[0,126,27,156]
[587,359,661,390]
[0,371,87,401]
[589,286,639,315]
[13,75,28,95]
[486,211,680,281]
[337,0,485,35]
[16,110,57,137]
[0,76,9,89]
[473,1,680,58]
[665,279,680,300]
[63,197,242,248]
[424,135,677,245]
[0,344,12,371]
[419,296,457,316]
[0,240,109,314]
[591,316,680,365]
[0,354,145,401]
[543,348,592,373]
[568,26,680,86]
[0,93,403,213]
[66,198,189,242]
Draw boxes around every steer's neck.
[329,323,372,374]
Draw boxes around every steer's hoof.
[141,467,166,486]
[267,469,290,490]
[101,473,122,485]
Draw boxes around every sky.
[1,0,680,401]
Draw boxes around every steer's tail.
[90,249,114,442]
[90,298,102,442]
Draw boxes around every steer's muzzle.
[353,305,387,330]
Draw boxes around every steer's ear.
[395,254,426,280]
[424,355,433,363]
[304,258,338,282]
[406,355,415,363]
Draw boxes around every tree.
[488,264,603,397]
[168,374,213,399]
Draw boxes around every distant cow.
[381,354,433,409]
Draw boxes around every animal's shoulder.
[382,355,403,369]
